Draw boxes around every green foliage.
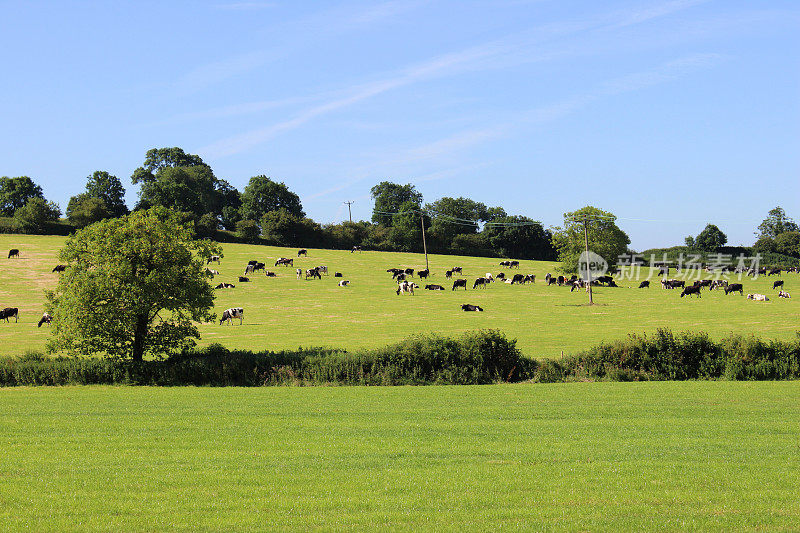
[425,196,486,244]
[260,208,303,245]
[774,231,800,258]
[66,193,112,228]
[694,223,727,251]
[756,206,798,239]
[84,171,128,217]
[235,219,260,241]
[370,181,422,226]
[240,175,304,221]
[195,213,220,238]
[483,216,555,260]
[13,197,61,231]
[551,206,630,272]
[753,236,776,254]
[0,176,44,216]
[46,207,220,361]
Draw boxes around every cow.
[387,268,403,275]
[557,275,566,286]
[445,270,454,279]
[773,280,784,290]
[499,261,511,267]
[778,290,791,298]
[681,285,701,298]
[214,283,235,289]
[264,271,276,277]
[306,268,321,280]
[418,269,430,279]
[351,246,362,253]
[452,267,463,274]
[206,268,220,276]
[710,280,728,291]
[238,276,250,283]
[252,262,266,273]
[0,308,19,322]
[767,268,781,276]
[297,249,308,257]
[546,277,557,286]
[52,265,67,273]
[693,279,713,289]
[510,273,525,285]
[275,257,293,267]
[244,264,255,275]
[509,260,520,268]
[334,272,343,277]
[37,312,52,328]
[461,304,483,312]
[247,260,258,266]
[396,280,417,295]
[338,280,350,287]
[296,268,302,279]
[220,307,244,325]
[638,281,650,288]
[207,255,221,265]
[725,283,744,295]
[473,277,488,289]
[394,273,406,282]
[404,268,414,277]
[545,273,553,283]
[496,272,505,280]
[485,273,494,283]
[452,279,467,291]
[316,265,328,276]
[7,249,19,259]
[425,284,445,290]
[596,275,613,285]
[747,293,769,301]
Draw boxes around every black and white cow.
[215,283,235,289]
[680,285,701,298]
[0,307,19,322]
[306,268,322,280]
[338,280,350,287]
[452,267,463,274]
[452,279,467,291]
[418,269,430,279]
[509,260,520,268]
[275,257,293,267]
[510,274,525,285]
[238,276,250,282]
[220,307,244,325]
[425,284,445,290]
[461,304,483,312]
[52,265,67,273]
[296,268,303,279]
[773,280,784,290]
[37,312,52,327]
[264,271,276,277]
[297,249,308,257]
[778,290,791,298]
[473,277,488,289]
[445,270,454,279]
[334,272,343,277]
[725,283,744,295]
[351,246,362,253]
[207,255,221,265]
[7,249,19,259]
[396,280,417,295]
[638,280,650,288]
[317,265,328,276]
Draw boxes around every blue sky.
[1,0,798,249]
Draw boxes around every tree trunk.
[131,314,148,362]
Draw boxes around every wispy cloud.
[605,0,710,30]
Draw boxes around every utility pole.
[583,214,593,305]
[420,212,429,271]
[343,201,354,222]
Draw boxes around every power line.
[343,200,354,223]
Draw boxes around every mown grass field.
[0,234,798,358]
[0,382,798,531]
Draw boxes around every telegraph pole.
[420,212,429,271]
[343,201,354,222]
[583,214,593,305]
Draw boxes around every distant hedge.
[1,329,798,386]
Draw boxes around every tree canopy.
[85,171,128,217]
[370,182,422,226]
[0,176,44,216]
[46,207,220,361]
[694,224,727,251]
[551,207,630,273]
[13,197,61,231]
[240,175,304,221]
[756,207,798,239]
[483,216,555,260]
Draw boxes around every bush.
[235,219,260,241]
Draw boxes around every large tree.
[66,194,112,228]
[425,196,498,247]
[694,224,727,251]
[46,207,220,361]
[756,207,798,239]
[0,176,44,216]
[370,181,422,226]
[774,231,800,258]
[84,171,128,217]
[551,206,630,273]
[240,175,304,221]
[13,197,61,231]
[482,216,555,260]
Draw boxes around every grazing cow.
[220,307,244,325]
[523,274,536,284]
[510,273,525,285]
[767,268,781,276]
[7,249,19,259]
[710,280,728,291]
[496,272,505,280]
[305,268,321,280]
[334,272,343,277]
[725,283,744,295]
[461,304,483,312]
[773,280,784,290]
[52,265,67,273]
[297,249,308,257]
[452,267,463,274]
[473,277,488,289]
[387,268,403,275]
[207,255,221,265]
[394,273,406,282]
[351,246,362,253]
[316,265,328,276]
[247,260,258,267]
[557,275,566,286]
[452,279,467,291]
[778,290,791,298]
[418,269,429,279]
[0,308,19,322]
[657,266,668,277]
[499,260,511,267]
[747,293,769,301]
[693,279,713,289]
[244,264,255,275]
[681,285,701,298]
[509,260,520,268]
[638,281,650,288]
[404,268,414,277]
[485,273,494,282]
[253,262,266,272]
[504,279,513,284]
[396,280,417,295]
[425,284,445,290]
[296,268,302,279]
[238,276,250,283]
[338,280,350,287]
[275,257,293,267]
[214,283,235,289]
[545,273,552,283]
[445,270,454,279]
[264,271,277,277]
[608,280,618,287]
[547,277,557,286]
[206,268,220,276]
[38,312,52,328]
[596,275,613,285]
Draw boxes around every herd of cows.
[1,246,797,329]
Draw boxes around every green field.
[0,234,798,358]
[0,382,798,531]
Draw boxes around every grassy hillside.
[1,382,798,530]
[0,234,798,358]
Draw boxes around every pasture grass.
[0,234,798,358]
[0,382,798,531]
